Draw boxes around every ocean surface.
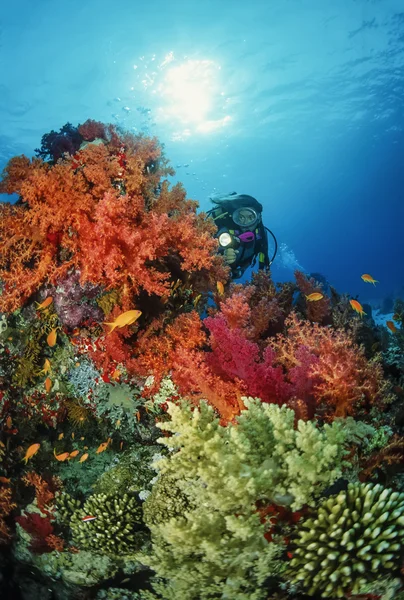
[1,0,403,302]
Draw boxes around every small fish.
[84,445,89,450]
[136,410,140,422]
[54,449,70,462]
[120,441,124,450]
[69,450,79,458]
[350,299,366,317]
[79,453,89,463]
[96,441,109,454]
[6,416,12,430]
[170,279,181,293]
[23,443,41,463]
[217,281,225,296]
[45,377,52,393]
[36,297,53,310]
[115,419,121,428]
[111,369,121,380]
[58,433,64,440]
[81,515,97,522]
[306,292,324,302]
[193,293,202,307]
[386,320,397,334]
[71,432,75,440]
[80,436,85,441]
[361,274,378,285]
[47,328,57,347]
[0,476,11,484]
[40,359,51,375]
[103,310,142,335]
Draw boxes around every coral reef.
[0,120,403,600]
[70,491,145,554]
[288,483,404,597]
[139,399,363,599]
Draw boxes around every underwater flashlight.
[218,232,238,248]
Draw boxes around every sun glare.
[155,58,231,136]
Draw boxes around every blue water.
[1,0,403,305]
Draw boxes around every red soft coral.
[294,270,331,323]
[204,314,291,405]
[271,312,387,418]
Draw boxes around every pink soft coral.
[270,312,386,418]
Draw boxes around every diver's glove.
[223,248,239,265]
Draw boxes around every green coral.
[35,550,119,587]
[139,398,355,600]
[55,491,82,527]
[288,483,404,598]
[154,398,354,511]
[93,443,161,497]
[143,473,194,527]
[70,491,146,554]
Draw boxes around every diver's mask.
[232,206,260,229]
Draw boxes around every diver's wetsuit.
[210,208,271,279]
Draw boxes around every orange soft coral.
[271,312,387,418]
[0,485,16,543]
[0,124,219,312]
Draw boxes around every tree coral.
[0,484,16,543]
[0,121,220,312]
[270,312,387,418]
[141,399,356,599]
[294,270,331,323]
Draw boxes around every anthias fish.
[103,310,142,335]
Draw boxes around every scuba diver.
[207,192,278,279]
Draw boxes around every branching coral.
[141,398,356,599]
[294,270,331,323]
[70,492,145,554]
[0,484,16,543]
[270,312,387,418]
[0,122,220,312]
[288,483,404,597]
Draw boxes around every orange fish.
[58,433,64,440]
[36,296,53,310]
[120,441,124,450]
[103,310,142,335]
[386,321,397,334]
[217,281,225,296]
[96,441,109,454]
[361,274,378,285]
[69,450,79,458]
[79,453,89,463]
[6,416,12,430]
[306,293,324,302]
[47,329,57,347]
[0,476,11,484]
[350,299,366,317]
[40,359,51,375]
[23,443,41,463]
[45,377,52,393]
[54,449,70,462]
[111,369,121,380]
